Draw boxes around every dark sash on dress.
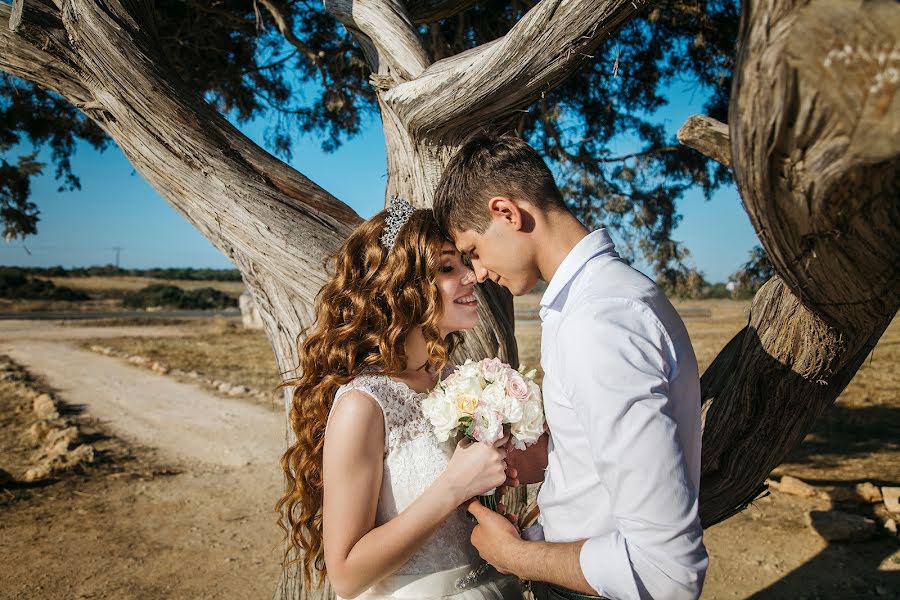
[529,582,607,600]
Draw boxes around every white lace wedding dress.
[329,373,523,600]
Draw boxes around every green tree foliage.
[731,245,774,295]
[1,0,738,275]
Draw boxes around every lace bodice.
[331,374,480,575]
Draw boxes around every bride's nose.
[460,269,477,286]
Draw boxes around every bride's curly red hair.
[275,208,462,587]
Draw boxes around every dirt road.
[0,320,287,599]
[0,320,284,467]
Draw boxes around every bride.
[277,199,523,599]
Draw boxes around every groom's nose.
[472,263,490,284]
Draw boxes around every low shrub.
[0,268,89,301]
[122,284,237,310]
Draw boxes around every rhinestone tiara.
[380,194,416,249]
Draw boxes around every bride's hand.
[441,434,509,504]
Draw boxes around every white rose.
[480,382,506,409]
[511,399,544,445]
[449,374,484,404]
[527,380,542,403]
[472,404,504,444]
[424,393,462,442]
[498,392,525,424]
[480,357,506,383]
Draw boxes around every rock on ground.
[806,510,877,542]
[882,487,900,513]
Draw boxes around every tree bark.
[677,115,732,169]
[697,0,900,526]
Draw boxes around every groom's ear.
[487,196,525,231]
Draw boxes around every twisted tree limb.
[384,0,654,136]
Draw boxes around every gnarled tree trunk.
[684,0,899,525]
[2,0,897,598]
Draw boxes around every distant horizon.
[0,82,760,283]
[1,260,746,285]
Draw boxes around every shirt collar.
[539,228,616,309]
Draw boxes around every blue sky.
[1,83,760,283]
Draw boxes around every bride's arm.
[323,390,507,599]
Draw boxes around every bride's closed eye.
[440,265,454,273]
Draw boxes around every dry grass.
[80,317,282,396]
[515,293,899,483]
[511,295,754,385]
[42,276,246,298]
[76,296,898,482]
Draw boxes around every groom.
[433,135,708,600]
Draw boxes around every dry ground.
[0,322,284,600]
[1,297,898,599]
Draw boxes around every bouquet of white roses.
[422,358,545,504]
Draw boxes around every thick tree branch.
[677,114,731,168]
[324,0,430,81]
[23,0,361,296]
[730,0,899,332]
[384,0,654,137]
[0,1,92,105]
[405,0,479,24]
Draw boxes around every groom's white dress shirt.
[534,228,708,600]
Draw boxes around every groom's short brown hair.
[433,134,567,235]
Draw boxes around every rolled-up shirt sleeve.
[556,298,707,600]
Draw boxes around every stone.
[855,482,883,503]
[128,355,149,366]
[820,483,882,504]
[33,426,80,463]
[32,394,59,420]
[882,487,900,513]
[884,518,897,536]
[239,290,265,329]
[27,421,52,444]
[150,362,169,375]
[228,385,250,396]
[806,510,877,542]
[44,426,79,448]
[217,382,233,393]
[187,371,200,379]
[26,441,94,482]
[777,475,818,497]
[23,464,52,482]
[64,444,95,466]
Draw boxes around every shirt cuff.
[579,532,642,600]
